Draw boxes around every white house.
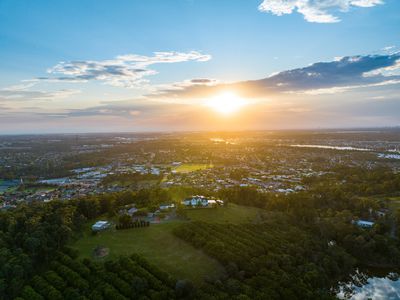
[183,195,208,206]
[355,220,375,228]
[92,221,111,231]
[119,205,138,216]
[182,195,224,207]
[127,207,138,216]
[159,203,175,210]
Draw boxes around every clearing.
[72,221,224,283]
[185,203,263,223]
[173,163,213,173]
[72,203,263,283]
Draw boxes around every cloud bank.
[258,0,384,23]
[43,51,211,88]
[0,82,80,102]
[2,49,399,132]
[152,52,400,99]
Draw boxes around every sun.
[205,92,247,115]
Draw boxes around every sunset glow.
[205,92,248,115]
[2,2,400,299]
[0,0,399,134]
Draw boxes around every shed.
[92,221,111,231]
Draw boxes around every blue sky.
[0,0,399,133]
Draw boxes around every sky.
[0,0,399,133]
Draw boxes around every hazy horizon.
[1,0,399,133]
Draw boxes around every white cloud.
[152,52,400,99]
[258,0,384,23]
[1,82,37,91]
[351,0,383,7]
[0,87,80,102]
[45,51,211,88]
[296,79,400,95]
[363,59,400,77]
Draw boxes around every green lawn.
[72,221,224,283]
[72,203,262,283]
[173,163,212,173]
[24,186,56,193]
[185,203,263,223]
[387,196,400,210]
[108,179,159,188]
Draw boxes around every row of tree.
[17,252,177,300]
[174,220,359,299]
[116,216,150,230]
[0,187,170,299]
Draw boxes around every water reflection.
[290,144,372,151]
[337,271,400,300]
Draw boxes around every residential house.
[355,220,375,228]
[92,221,111,231]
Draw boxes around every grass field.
[387,196,400,210]
[173,163,212,173]
[72,221,224,283]
[186,203,263,223]
[109,179,159,188]
[72,203,262,283]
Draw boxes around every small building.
[376,209,388,218]
[159,203,175,210]
[355,220,375,228]
[183,195,208,207]
[127,207,138,216]
[208,199,217,206]
[182,195,224,207]
[92,221,111,231]
[119,204,138,216]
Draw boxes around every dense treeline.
[174,219,400,299]
[116,219,150,230]
[215,168,400,266]
[0,201,84,298]
[175,221,344,299]
[75,188,174,218]
[0,163,72,180]
[306,165,400,197]
[0,188,171,299]
[101,172,162,186]
[218,166,400,215]
[168,166,400,299]
[18,252,177,300]
[1,165,399,299]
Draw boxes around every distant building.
[182,195,224,207]
[355,220,375,228]
[159,203,175,210]
[119,204,138,216]
[1,204,16,211]
[183,195,208,206]
[39,177,71,186]
[127,207,138,215]
[92,221,111,231]
[376,209,388,218]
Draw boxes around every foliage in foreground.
[174,221,347,299]
[18,252,177,300]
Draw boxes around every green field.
[72,204,263,283]
[72,221,224,283]
[185,203,263,223]
[109,179,159,188]
[387,196,400,210]
[173,163,212,173]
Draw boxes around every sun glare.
[205,92,247,115]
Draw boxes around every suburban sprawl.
[1,129,400,299]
